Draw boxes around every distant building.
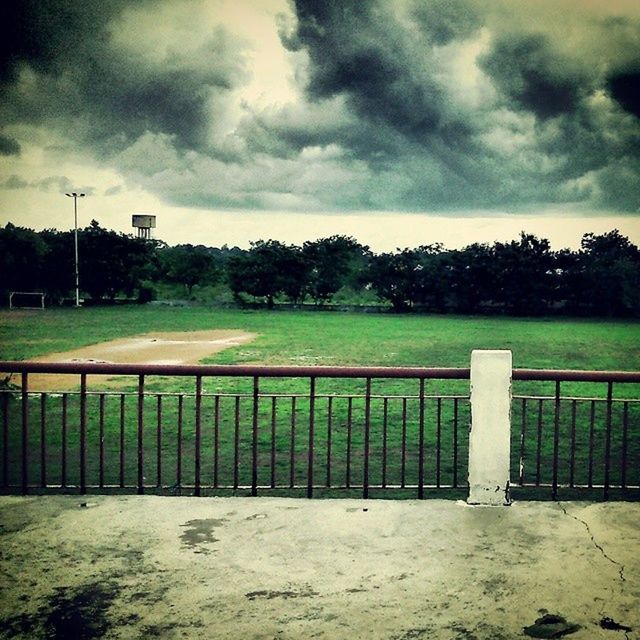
[132,214,156,239]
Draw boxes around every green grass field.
[2,305,639,369]
[1,307,639,498]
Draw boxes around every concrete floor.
[0,496,638,640]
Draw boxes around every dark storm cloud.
[287,0,446,139]
[270,0,640,212]
[607,70,640,118]
[2,0,640,215]
[0,133,20,155]
[410,0,481,46]
[478,33,588,119]
[0,0,247,154]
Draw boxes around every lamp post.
[65,192,85,307]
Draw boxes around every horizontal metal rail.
[2,361,638,382]
[0,361,470,379]
[513,369,640,383]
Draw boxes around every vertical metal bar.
[290,396,296,489]
[233,395,240,490]
[99,394,105,488]
[251,376,259,497]
[588,400,595,488]
[569,400,576,488]
[271,396,277,489]
[177,394,183,489]
[195,376,202,497]
[604,382,613,501]
[21,373,29,494]
[621,402,628,490]
[137,374,145,495]
[436,396,442,488]
[80,373,87,495]
[418,379,425,499]
[363,377,372,499]
[326,396,333,488]
[40,393,47,488]
[2,393,8,488]
[213,395,220,488]
[119,394,125,489]
[307,377,316,499]
[346,396,353,488]
[156,395,162,488]
[552,381,560,500]
[62,393,68,488]
[382,397,388,488]
[401,397,407,488]
[452,397,458,488]
[518,398,527,487]
[535,398,543,486]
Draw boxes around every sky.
[1,0,639,251]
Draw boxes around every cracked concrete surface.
[0,497,638,639]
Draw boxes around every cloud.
[0,134,20,155]
[1,0,639,215]
[2,175,29,189]
[478,33,588,119]
[0,0,249,154]
[607,70,640,117]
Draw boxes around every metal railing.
[0,362,471,498]
[511,369,640,499]
[0,361,638,499]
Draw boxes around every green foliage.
[157,244,219,295]
[227,240,308,307]
[1,222,639,317]
[302,235,370,303]
[80,220,156,300]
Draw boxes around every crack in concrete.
[557,503,630,640]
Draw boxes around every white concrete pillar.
[467,350,512,505]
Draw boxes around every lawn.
[2,305,639,370]
[1,306,639,499]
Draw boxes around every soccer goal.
[9,291,46,310]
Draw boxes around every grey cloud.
[2,175,29,189]
[1,0,639,216]
[104,185,124,196]
[0,1,248,155]
[289,0,448,140]
[478,33,587,119]
[35,176,96,195]
[0,134,20,155]
[607,70,640,118]
[0,173,95,195]
[410,0,482,46]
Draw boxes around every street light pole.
[65,192,85,307]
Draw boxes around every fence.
[0,358,638,500]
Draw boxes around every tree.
[302,236,370,304]
[578,230,640,316]
[158,244,219,296]
[492,233,554,315]
[410,244,448,311]
[79,220,155,301]
[367,249,422,311]
[227,240,308,307]
[447,243,495,313]
[0,223,47,299]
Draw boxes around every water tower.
[132,214,156,239]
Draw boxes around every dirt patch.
[5,330,256,391]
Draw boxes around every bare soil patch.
[6,330,256,391]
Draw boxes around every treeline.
[1,221,639,317]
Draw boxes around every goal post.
[9,292,46,310]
